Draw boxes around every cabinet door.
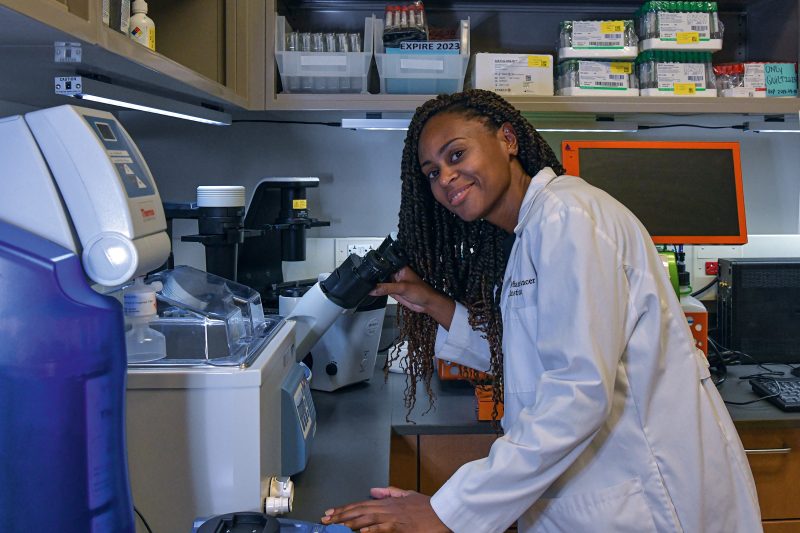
[418,434,497,495]
[739,427,800,521]
[763,520,800,533]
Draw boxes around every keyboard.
[749,377,800,412]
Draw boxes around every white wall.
[121,112,800,238]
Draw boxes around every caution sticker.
[673,82,697,95]
[676,31,700,45]
[600,20,625,34]
[293,199,308,209]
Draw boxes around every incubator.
[0,104,314,533]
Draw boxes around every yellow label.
[148,28,156,51]
[600,20,625,33]
[676,31,700,45]
[293,199,307,209]
[674,83,697,95]
[527,55,550,68]
[610,62,632,74]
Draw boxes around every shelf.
[272,93,800,115]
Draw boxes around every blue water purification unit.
[0,221,134,532]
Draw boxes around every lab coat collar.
[513,166,559,236]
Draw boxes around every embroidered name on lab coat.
[508,277,536,297]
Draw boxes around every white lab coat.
[429,168,761,533]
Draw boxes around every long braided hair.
[390,89,565,418]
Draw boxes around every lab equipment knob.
[325,362,338,376]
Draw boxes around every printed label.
[673,82,697,95]
[399,40,460,52]
[573,20,624,49]
[657,12,711,40]
[744,63,767,90]
[489,56,552,95]
[676,31,700,45]
[293,199,308,209]
[610,62,633,74]
[527,55,550,68]
[123,289,157,317]
[656,63,706,92]
[578,61,631,90]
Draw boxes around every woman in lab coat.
[321,90,761,533]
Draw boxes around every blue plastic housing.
[0,221,134,531]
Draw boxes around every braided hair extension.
[389,89,565,419]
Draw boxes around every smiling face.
[417,112,530,232]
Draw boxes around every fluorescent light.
[54,76,231,126]
[532,121,638,133]
[341,118,410,130]
[341,118,638,133]
[744,121,800,133]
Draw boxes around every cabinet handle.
[744,447,792,455]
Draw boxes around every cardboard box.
[471,53,554,96]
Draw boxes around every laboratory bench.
[290,361,800,531]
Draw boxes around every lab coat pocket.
[528,478,657,533]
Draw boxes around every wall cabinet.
[0,0,264,111]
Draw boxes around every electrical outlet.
[690,245,743,300]
[334,238,385,265]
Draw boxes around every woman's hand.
[321,487,450,533]
[370,267,456,329]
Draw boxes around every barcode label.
[589,41,621,47]
[593,81,625,87]
[610,74,626,80]
[687,75,704,81]
[603,33,623,39]
[691,25,708,31]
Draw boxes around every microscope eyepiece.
[319,234,407,309]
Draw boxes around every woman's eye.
[427,169,439,181]
[450,150,464,163]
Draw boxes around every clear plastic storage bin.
[374,18,470,94]
[274,16,373,94]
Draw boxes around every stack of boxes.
[555,20,640,96]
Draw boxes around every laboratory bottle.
[0,221,134,532]
[129,0,156,51]
[679,278,709,355]
[124,276,166,363]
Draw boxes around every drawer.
[739,427,800,521]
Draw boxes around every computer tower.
[717,258,800,363]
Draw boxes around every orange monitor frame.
[561,141,747,245]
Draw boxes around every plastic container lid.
[132,0,148,14]
[197,185,246,208]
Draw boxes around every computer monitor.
[561,141,747,245]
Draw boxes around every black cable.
[724,392,781,406]
[231,119,340,127]
[134,506,154,533]
[639,124,746,130]
[691,277,718,297]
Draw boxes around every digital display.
[95,122,117,142]
[562,141,747,245]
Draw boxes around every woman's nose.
[436,166,457,187]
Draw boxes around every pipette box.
[374,18,470,94]
[274,16,373,94]
[471,53,554,96]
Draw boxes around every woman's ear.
[500,122,518,156]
